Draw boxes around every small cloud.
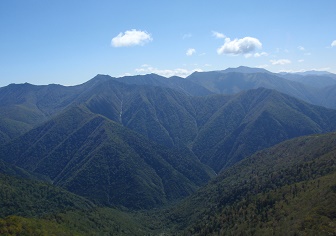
[313,67,330,71]
[212,31,226,39]
[119,72,132,77]
[204,64,212,67]
[298,59,304,63]
[244,53,253,58]
[183,33,192,39]
[186,48,196,56]
[270,59,291,65]
[254,52,268,57]
[256,64,269,68]
[134,65,202,78]
[331,40,336,47]
[111,29,152,47]
[141,64,150,67]
[304,52,311,56]
[245,52,268,58]
[217,37,262,55]
[278,69,305,73]
[298,46,305,51]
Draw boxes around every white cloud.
[186,48,196,56]
[270,59,291,65]
[141,64,150,67]
[217,37,262,55]
[134,65,202,78]
[304,52,311,56]
[298,46,305,51]
[119,72,132,77]
[298,59,304,63]
[244,53,253,58]
[278,69,305,73]
[245,52,268,58]
[331,40,336,47]
[212,31,226,39]
[111,29,152,47]
[183,33,192,39]
[254,52,268,57]
[256,64,269,68]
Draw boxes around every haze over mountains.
[1,66,336,234]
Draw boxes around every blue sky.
[1,0,336,87]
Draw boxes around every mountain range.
[0,66,336,234]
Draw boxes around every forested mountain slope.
[0,169,150,235]
[165,132,336,235]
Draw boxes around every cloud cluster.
[217,37,262,55]
[186,48,196,56]
[332,40,336,47]
[135,64,202,78]
[270,59,291,65]
[111,29,152,47]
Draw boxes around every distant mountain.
[278,73,336,88]
[293,70,335,76]
[186,67,336,109]
[187,71,317,105]
[0,105,214,209]
[165,132,336,235]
